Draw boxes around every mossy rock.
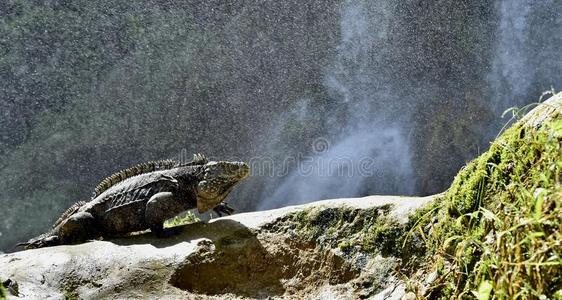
[411,93,562,299]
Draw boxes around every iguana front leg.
[145,192,187,237]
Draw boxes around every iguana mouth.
[197,185,237,213]
[196,162,250,213]
[236,163,250,179]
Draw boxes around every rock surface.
[0,195,435,299]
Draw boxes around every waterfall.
[259,0,415,209]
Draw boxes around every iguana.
[17,154,249,249]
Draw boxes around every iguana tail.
[16,200,88,250]
[15,230,60,250]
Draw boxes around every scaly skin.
[18,155,249,249]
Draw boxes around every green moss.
[61,280,80,300]
[408,112,562,299]
[446,149,495,217]
[266,204,405,257]
[363,216,403,256]
[338,240,352,251]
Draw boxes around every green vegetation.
[0,282,6,300]
[164,211,200,228]
[406,103,562,299]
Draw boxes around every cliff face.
[0,195,434,299]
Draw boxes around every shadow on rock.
[109,219,252,248]
[111,220,287,297]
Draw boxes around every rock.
[519,92,562,128]
[0,195,435,299]
[2,279,19,297]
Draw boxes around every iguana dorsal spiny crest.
[18,154,249,249]
[93,154,208,198]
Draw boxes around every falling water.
[259,0,415,209]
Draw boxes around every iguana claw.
[213,202,236,217]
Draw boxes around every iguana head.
[196,160,250,213]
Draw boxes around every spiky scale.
[92,160,179,198]
[53,201,88,228]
